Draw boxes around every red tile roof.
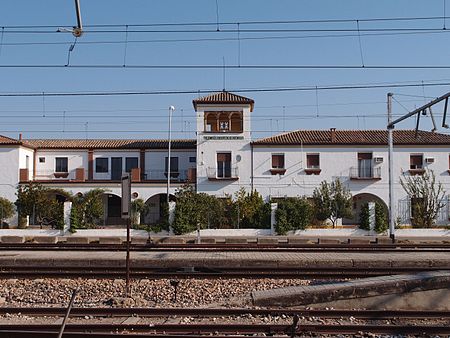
[252,129,450,146]
[0,135,21,145]
[193,91,254,111]
[22,139,196,150]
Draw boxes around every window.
[270,154,286,175]
[306,154,320,169]
[271,154,285,169]
[189,156,196,163]
[165,157,179,177]
[217,152,232,178]
[55,157,68,173]
[39,157,45,163]
[95,158,108,173]
[125,157,139,173]
[410,154,423,169]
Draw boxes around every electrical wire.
[4,29,450,47]
[0,81,449,97]
[2,64,450,70]
[2,15,450,29]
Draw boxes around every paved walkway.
[0,250,449,268]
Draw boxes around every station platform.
[0,250,449,269]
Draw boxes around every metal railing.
[349,166,381,179]
[34,170,75,180]
[207,166,239,179]
[142,169,188,182]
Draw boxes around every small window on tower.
[39,157,45,163]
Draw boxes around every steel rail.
[1,266,448,279]
[0,307,449,319]
[1,323,449,335]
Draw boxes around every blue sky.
[0,0,450,140]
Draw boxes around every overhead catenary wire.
[3,15,450,29]
[2,64,450,70]
[5,29,450,47]
[0,80,449,97]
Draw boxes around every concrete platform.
[251,270,450,310]
[0,250,449,270]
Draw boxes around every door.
[111,157,122,180]
[358,153,372,178]
[217,153,231,178]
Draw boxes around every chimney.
[330,128,336,142]
[18,133,22,140]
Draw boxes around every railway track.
[1,265,448,279]
[0,323,449,336]
[1,306,449,319]
[1,307,449,336]
[1,242,449,252]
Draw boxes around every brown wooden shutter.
[272,154,284,168]
[358,153,372,160]
[217,153,231,162]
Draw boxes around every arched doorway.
[104,193,125,226]
[343,193,387,225]
[143,193,176,225]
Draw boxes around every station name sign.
[204,135,244,140]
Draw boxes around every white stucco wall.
[0,146,20,202]
[145,150,196,181]
[92,150,140,180]
[252,144,450,224]
[195,103,253,197]
[34,150,88,180]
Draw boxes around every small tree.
[374,202,388,233]
[358,202,388,233]
[312,178,353,228]
[131,198,149,227]
[0,197,15,227]
[359,203,370,231]
[275,197,313,235]
[71,189,105,230]
[231,188,270,229]
[400,169,445,228]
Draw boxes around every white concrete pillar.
[368,202,376,235]
[63,201,72,234]
[270,202,278,235]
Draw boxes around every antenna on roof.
[222,56,226,91]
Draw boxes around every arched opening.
[204,112,218,132]
[143,193,176,225]
[343,193,387,225]
[103,193,125,226]
[230,112,243,132]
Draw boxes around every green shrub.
[374,202,388,233]
[70,189,105,231]
[275,197,313,235]
[359,203,370,231]
[358,202,388,233]
[0,197,15,221]
[232,188,270,229]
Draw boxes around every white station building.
[1,91,450,226]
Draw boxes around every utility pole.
[387,93,395,241]
[167,106,175,234]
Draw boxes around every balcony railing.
[142,169,188,182]
[349,166,381,180]
[207,166,239,180]
[34,170,76,180]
